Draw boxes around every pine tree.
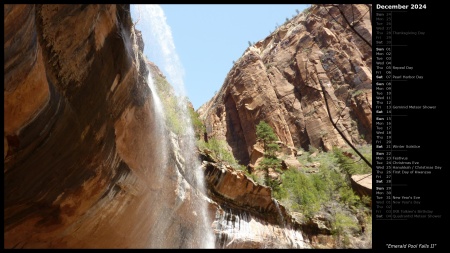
[256,121,279,157]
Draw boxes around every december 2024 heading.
[376,4,427,10]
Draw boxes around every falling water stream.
[129,4,307,249]
[130,4,215,248]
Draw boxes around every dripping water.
[130,4,215,248]
[212,208,308,248]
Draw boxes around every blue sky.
[131,4,309,110]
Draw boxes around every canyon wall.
[198,4,372,165]
[4,4,311,249]
[4,4,371,249]
[4,4,211,248]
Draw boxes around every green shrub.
[331,212,359,248]
[266,177,281,195]
[277,169,323,217]
[246,172,265,185]
[339,186,361,207]
[274,145,372,218]
[308,144,318,153]
[364,214,372,237]
[265,143,280,157]
[270,144,372,247]
[197,138,238,166]
[361,195,372,206]
[152,72,187,135]
[333,146,372,178]
[151,69,208,137]
[273,182,287,200]
[257,157,281,171]
[352,89,365,97]
[235,164,247,171]
[188,106,205,139]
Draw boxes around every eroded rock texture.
[200,151,310,248]
[4,4,371,249]
[4,4,209,248]
[198,4,372,165]
[351,174,372,206]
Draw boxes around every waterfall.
[273,199,286,227]
[128,5,307,249]
[212,208,308,248]
[130,4,215,248]
[146,69,165,122]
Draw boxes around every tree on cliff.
[256,121,279,157]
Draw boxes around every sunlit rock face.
[4,4,371,249]
[4,4,211,248]
[4,4,306,249]
[200,152,310,249]
[351,174,372,206]
[212,208,308,249]
[198,4,372,163]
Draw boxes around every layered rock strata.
[198,4,372,165]
[4,4,208,248]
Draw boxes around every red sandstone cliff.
[4,4,371,249]
[198,4,372,165]
[4,4,210,248]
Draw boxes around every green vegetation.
[152,73,186,135]
[269,144,372,247]
[352,89,365,97]
[257,156,283,190]
[196,136,257,182]
[248,172,265,185]
[271,156,364,218]
[187,92,370,247]
[274,169,323,216]
[189,101,371,247]
[256,120,279,156]
[265,143,280,158]
[331,212,359,247]
[194,131,372,247]
[333,146,372,180]
[197,138,238,167]
[188,106,205,139]
[274,146,372,216]
[254,121,284,189]
[151,71,208,138]
[259,157,282,171]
